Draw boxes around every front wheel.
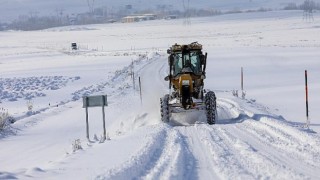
[160,94,170,123]
[205,91,217,125]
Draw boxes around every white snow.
[1,10,320,179]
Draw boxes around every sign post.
[83,95,108,141]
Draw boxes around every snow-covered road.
[95,56,320,179]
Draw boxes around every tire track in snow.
[216,98,244,123]
[96,126,196,180]
[186,124,255,179]
[203,125,307,179]
[230,124,319,179]
[175,126,221,179]
[142,128,197,180]
[238,120,320,170]
[95,127,168,180]
[217,98,320,178]
[258,117,320,150]
[221,98,320,167]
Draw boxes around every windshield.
[173,51,201,76]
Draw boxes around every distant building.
[107,19,117,23]
[143,14,157,20]
[165,15,178,20]
[122,16,137,23]
[121,14,157,23]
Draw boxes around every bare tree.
[284,3,298,10]
[29,11,39,19]
[302,0,315,21]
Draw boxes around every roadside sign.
[82,95,108,142]
[83,95,108,107]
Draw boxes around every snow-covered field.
[1,10,320,179]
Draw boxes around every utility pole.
[182,0,191,25]
[87,0,96,15]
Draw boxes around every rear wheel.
[160,94,170,122]
[205,91,217,125]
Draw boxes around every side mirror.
[169,55,174,65]
[200,54,205,64]
[164,76,170,81]
[167,49,172,54]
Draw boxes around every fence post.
[241,67,243,92]
[305,70,310,127]
[102,96,106,141]
[139,77,142,105]
[132,60,135,90]
[85,97,90,141]
[241,67,246,99]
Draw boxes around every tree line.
[0,0,319,31]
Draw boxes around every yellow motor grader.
[160,42,217,124]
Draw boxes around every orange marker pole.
[305,70,309,126]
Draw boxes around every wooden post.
[102,96,106,141]
[305,70,309,127]
[132,60,135,90]
[241,67,246,99]
[139,77,142,105]
[241,67,244,91]
[85,97,90,141]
